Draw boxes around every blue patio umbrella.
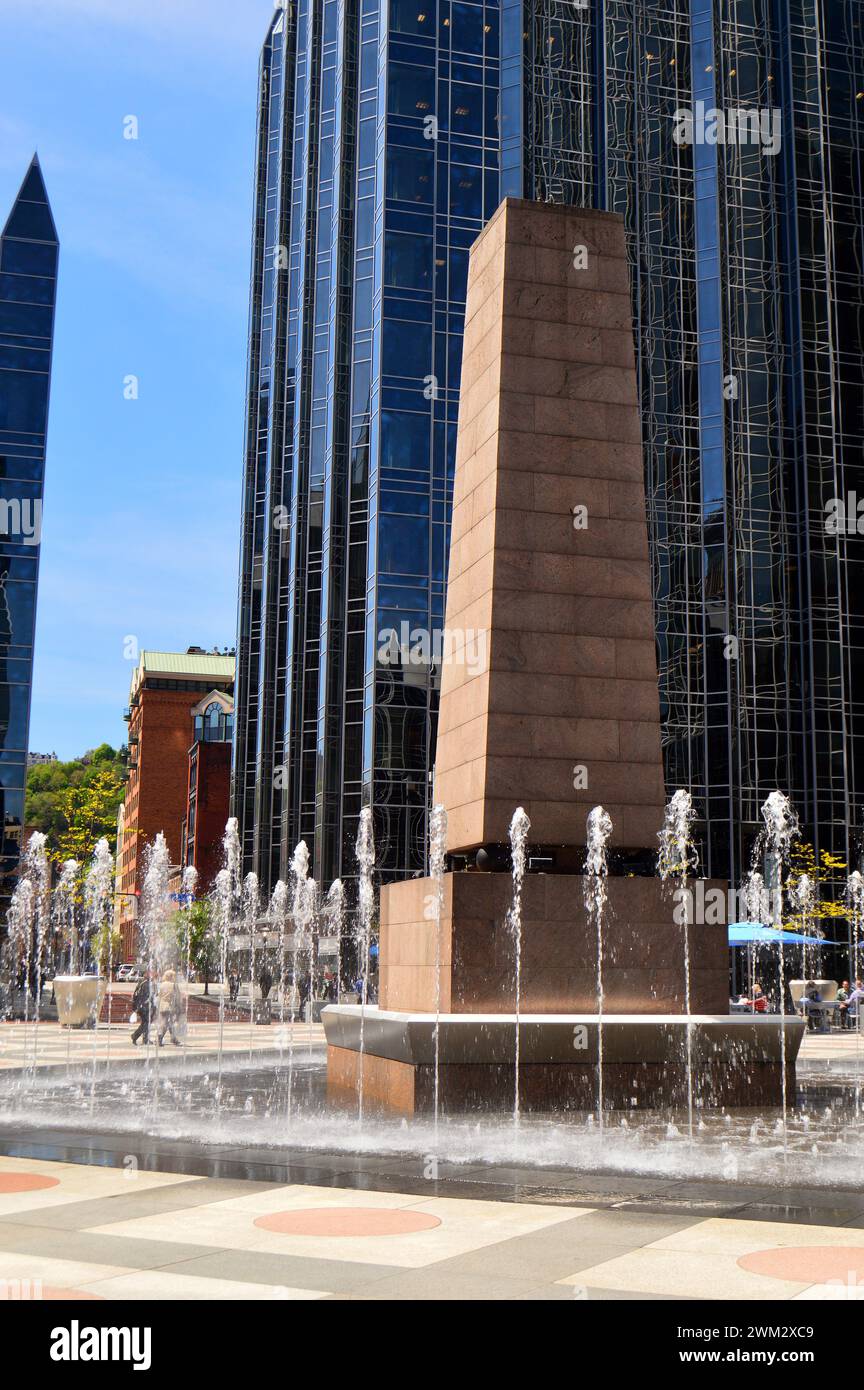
[728,923,843,946]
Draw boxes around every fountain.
[354,809,375,1127]
[322,200,802,1117]
[750,791,804,1147]
[791,872,819,981]
[657,789,699,1139]
[429,804,448,1129]
[268,878,288,1027]
[52,841,111,1029]
[507,807,530,1127]
[211,820,242,1104]
[323,878,344,1004]
[1,199,846,1194]
[0,797,858,1194]
[241,870,260,1052]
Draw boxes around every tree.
[26,746,127,860]
[54,769,126,869]
[785,841,849,933]
[172,901,218,994]
[92,922,123,977]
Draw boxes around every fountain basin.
[324,1006,806,1115]
[53,976,107,1029]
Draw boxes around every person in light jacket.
[156,968,182,1046]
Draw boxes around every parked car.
[117,964,140,982]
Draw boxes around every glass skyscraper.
[0,157,58,915]
[234,0,500,891]
[234,1,864,909]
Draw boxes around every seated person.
[802,980,825,1032]
[751,982,768,1013]
[739,982,768,1013]
[837,980,851,1028]
[844,978,864,1026]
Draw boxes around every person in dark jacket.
[131,974,154,1045]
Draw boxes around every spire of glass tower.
[0,155,59,917]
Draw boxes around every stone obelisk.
[324,200,795,1115]
[376,199,726,1019]
[435,200,667,855]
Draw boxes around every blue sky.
[0,0,275,758]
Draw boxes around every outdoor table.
[799,1000,837,1033]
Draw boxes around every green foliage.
[92,922,123,975]
[171,900,217,994]
[784,840,849,931]
[26,746,126,861]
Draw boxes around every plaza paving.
[2,1153,864,1301]
[0,1014,859,1074]
[0,1019,326,1071]
[0,1024,862,1300]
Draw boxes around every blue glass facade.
[0,158,58,914]
[236,2,864,907]
[502,0,864,901]
[234,1,500,889]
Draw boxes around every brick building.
[118,649,234,959]
[181,691,234,896]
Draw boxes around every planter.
[54,975,107,1028]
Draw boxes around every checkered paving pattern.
[3,1155,864,1300]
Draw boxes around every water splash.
[739,868,766,1008]
[289,842,312,1032]
[658,790,699,1140]
[55,859,80,976]
[85,840,114,946]
[760,790,800,858]
[845,869,864,1118]
[242,872,260,1056]
[212,819,242,1108]
[429,804,448,1130]
[140,835,173,975]
[324,879,344,1003]
[304,877,319,1048]
[84,838,115,1086]
[3,877,35,1029]
[180,865,198,900]
[751,790,801,1155]
[584,805,613,1129]
[269,879,289,1031]
[355,808,376,1129]
[791,873,819,980]
[507,807,531,1130]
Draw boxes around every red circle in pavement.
[739,1247,864,1284]
[0,1173,60,1194]
[254,1207,442,1237]
[23,1288,104,1301]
